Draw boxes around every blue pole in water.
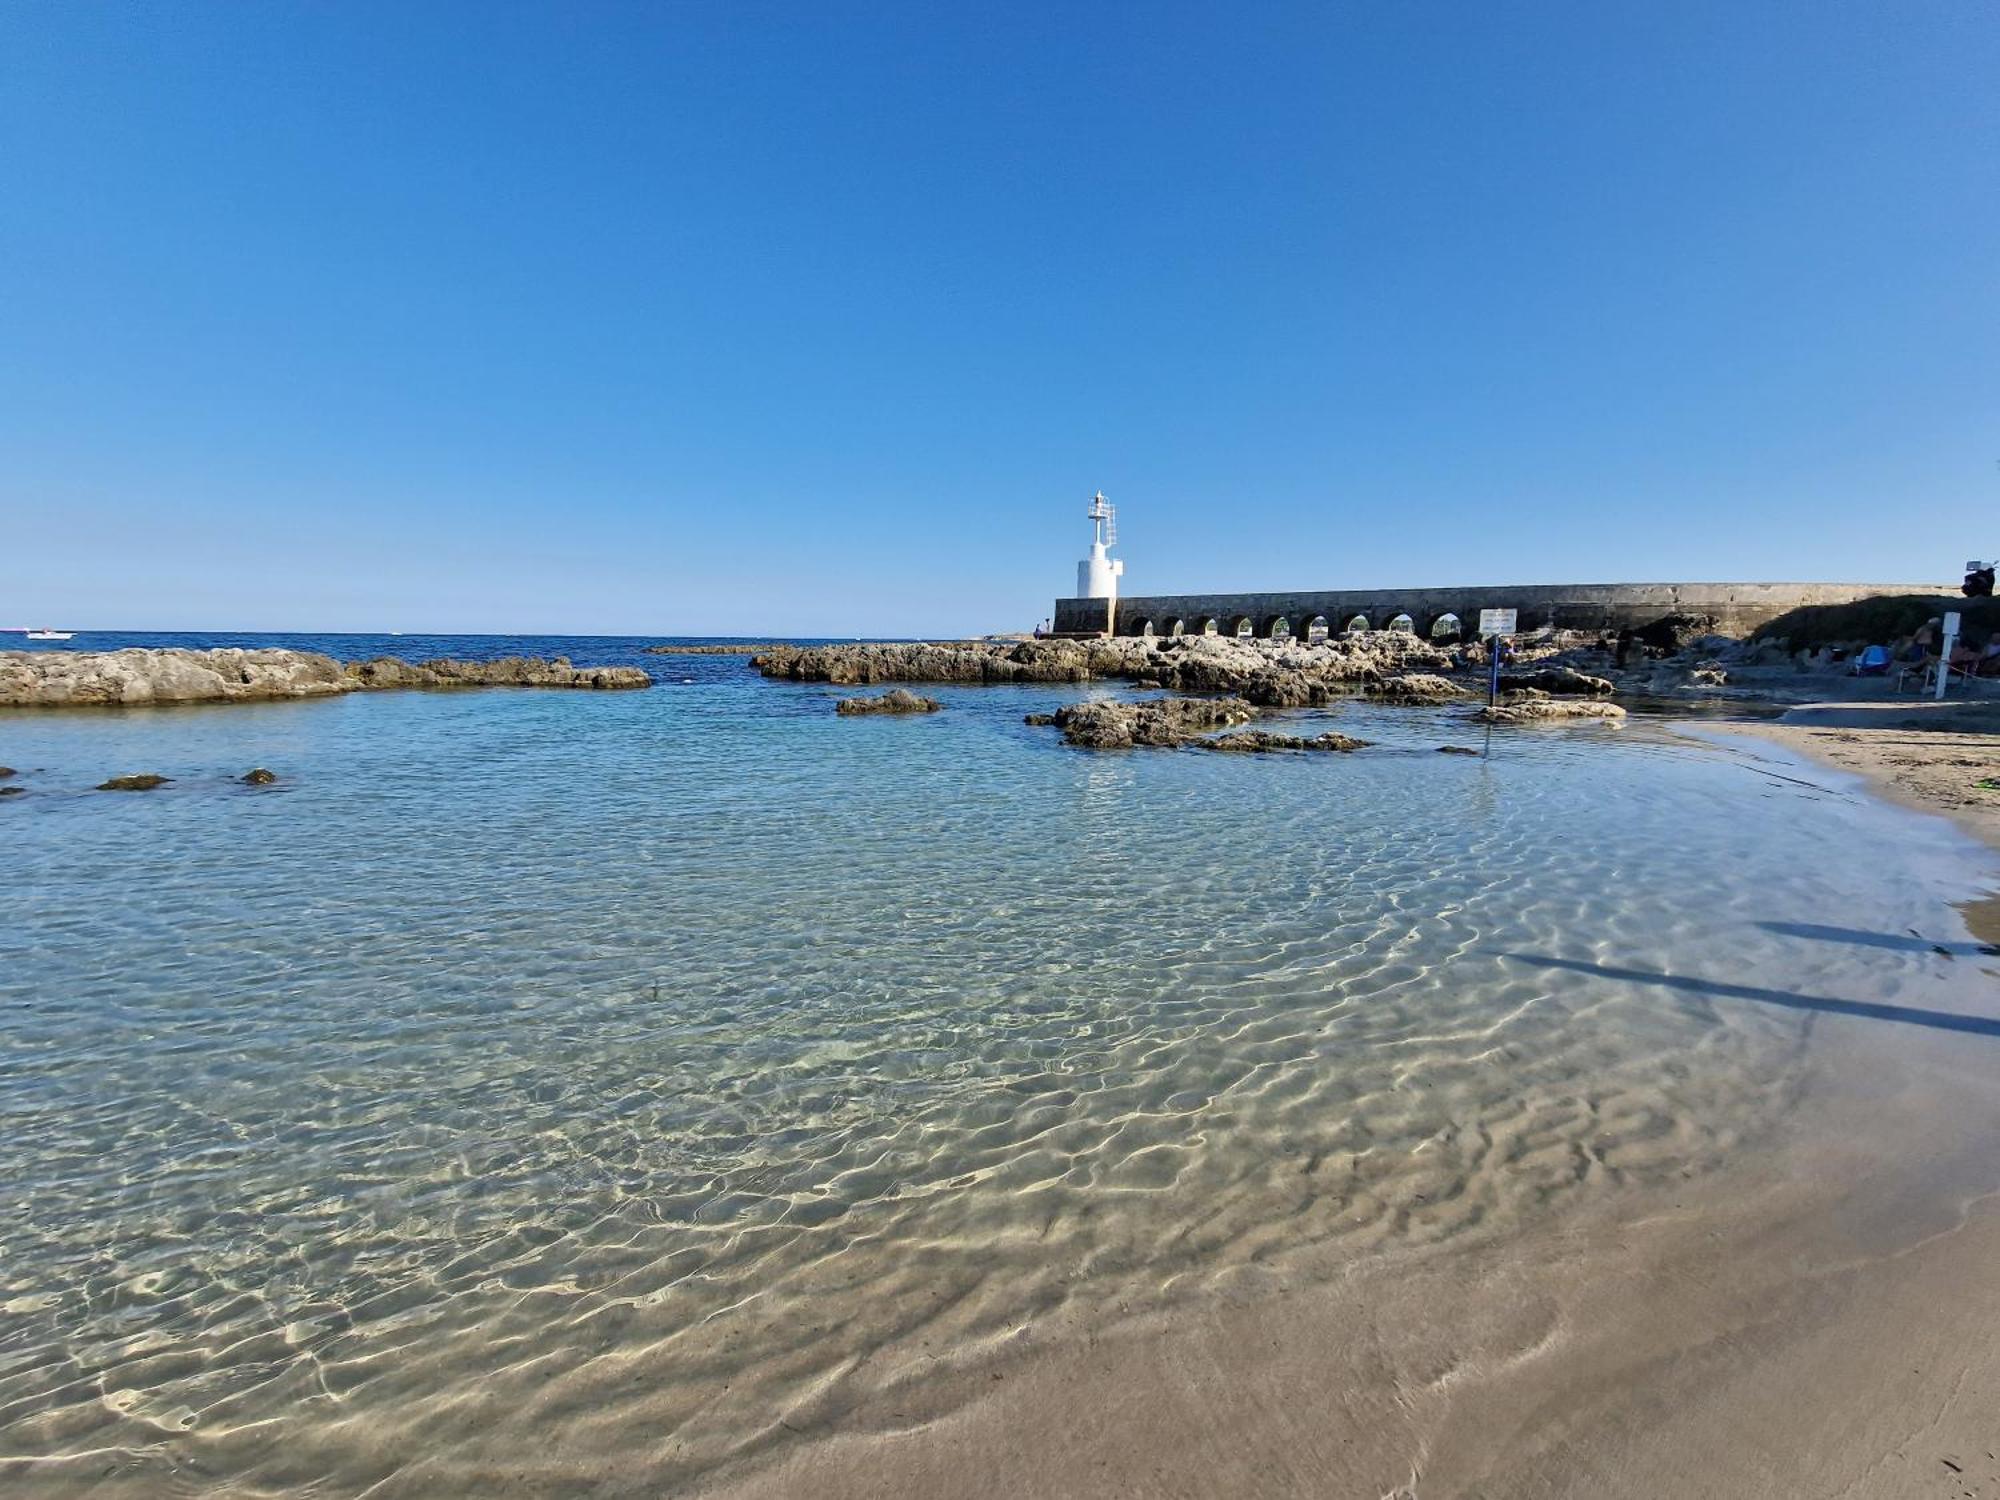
[1488,634,1502,708]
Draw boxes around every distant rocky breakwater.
[758,636,1626,751]
[0,648,650,707]
[752,633,1476,706]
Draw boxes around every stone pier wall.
[1052,581,1945,640]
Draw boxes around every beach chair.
[1850,644,1891,676]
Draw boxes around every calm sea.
[1,633,1993,1494]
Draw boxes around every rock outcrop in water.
[344,656,649,690]
[1475,690,1628,724]
[242,768,279,785]
[835,689,943,716]
[1033,696,1258,749]
[1197,729,1371,754]
[754,634,1457,704]
[1,648,353,707]
[97,774,171,791]
[0,649,650,707]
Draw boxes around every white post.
[1936,611,1961,700]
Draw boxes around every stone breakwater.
[0,649,649,707]
[753,634,1461,707]
[343,656,650,691]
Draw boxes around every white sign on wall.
[1478,608,1517,637]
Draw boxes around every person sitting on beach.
[1897,622,1937,665]
[1980,638,2000,677]
[1949,637,1980,675]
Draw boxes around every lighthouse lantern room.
[1076,491,1124,600]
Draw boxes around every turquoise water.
[1,640,1994,1494]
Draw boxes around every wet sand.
[695,709,2000,1500]
[701,988,2000,1500]
[1722,700,2000,944]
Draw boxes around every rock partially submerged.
[1475,690,1627,725]
[1197,729,1370,754]
[1034,696,1258,749]
[97,774,171,791]
[835,689,942,716]
[242,768,279,785]
[1,649,649,707]
[2,648,352,707]
[344,657,649,690]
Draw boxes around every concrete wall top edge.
[1058,582,1946,609]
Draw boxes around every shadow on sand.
[1500,952,2000,1040]
[1756,920,2000,959]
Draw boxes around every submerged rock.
[242,768,279,785]
[97,774,171,791]
[344,656,650,690]
[0,785,23,797]
[1038,696,1258,749]
[1197,729,1371,754]
[0,766,14,778]
[835,690,943,716]
[1437,745,1483,755]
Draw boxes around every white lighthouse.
[1076,491,1124,599]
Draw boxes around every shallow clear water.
[1,637,1992,1495]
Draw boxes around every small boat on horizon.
[24,629,74,641]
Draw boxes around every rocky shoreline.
[0,648,650,707]
[752,634,1470,706]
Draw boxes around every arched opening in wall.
[1200,618,1220,636]
[1429,612,1462,643]
[1387,613,1416,634]
[1345,615,1370,634]
[1166,618,1186,637]
[1306,615,1329,642]
[1266,617,1291,640]
[1232,617,1255,639]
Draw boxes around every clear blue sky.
[3,2,1995,635]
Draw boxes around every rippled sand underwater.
[1,668,1988,1495]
